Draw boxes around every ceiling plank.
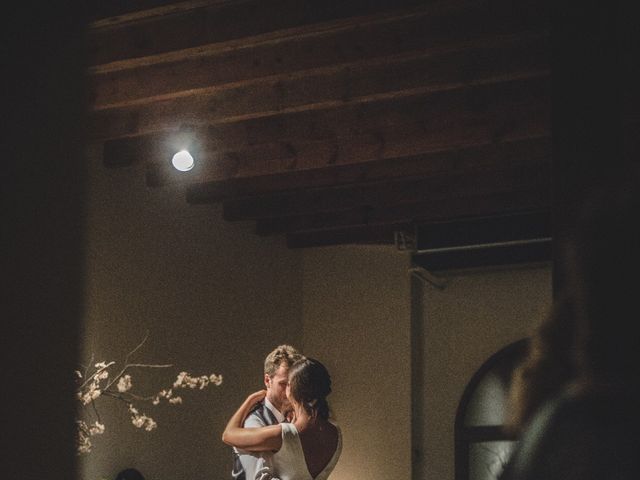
[89,34,547,145]
[221,157,551,220]
[89,18,547,110]
[185,136,550,203]
[88,0,428,66]
[87,0,216,23]
[254,186,551,236]
[282,185,552,248]
[91,58,548,142]
[140,74,549,185]
[87,0,547,67]
[286,223,412,248]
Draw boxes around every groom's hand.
[283,408,294,423]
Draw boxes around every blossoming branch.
[75,333,222,454]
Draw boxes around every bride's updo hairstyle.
[288,358,332,420]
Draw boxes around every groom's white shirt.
[236,398,283,480]
[263,398,285,423]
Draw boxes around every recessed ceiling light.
[171,150,194,172]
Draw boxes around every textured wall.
[302,246,412,480]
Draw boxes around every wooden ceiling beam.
[254,186,551,236]
[87,0,211,23]
[89,20,547,111]
[87,0,547,67]
[185,137,551,203]
[140,75,549,185]
[221,157,551,221]
[285,222,412,249]
[89,34,548,139]
[282,185,553,247]
[88,0,427,66]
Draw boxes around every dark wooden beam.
[87,0,547,67]
[139,75,549,185]
[91,47,549,142]
[413,241,552,272]
[286,222,412,248]
[87,0,427,66]
[222,157,550,220]
[254,185,551,236]
[87,0,198,22]
[415,210,551,251]
[186,137,550,203]
[89,19,547,111]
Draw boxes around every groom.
[232,344,304,480]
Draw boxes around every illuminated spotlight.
[171,150,194,171]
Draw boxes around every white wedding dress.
[256,422,342,480]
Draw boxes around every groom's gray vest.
[231,401,280,480]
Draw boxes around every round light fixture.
[171,150,194,171]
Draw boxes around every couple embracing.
[222,345,342,480]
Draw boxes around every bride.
[223,358,342,480]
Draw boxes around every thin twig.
[90,397,101,423]
[124,330,150,364]
[101,391,135,404]
[105,331,161,391]
[103,389,159,402]
[79,352,95,381]
[105,362,173,391]
[126,363,173,369]
[78,361,115,390]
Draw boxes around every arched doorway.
[455,339,528,480]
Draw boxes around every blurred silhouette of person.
[504,295,577,435]
[501,167,640,480]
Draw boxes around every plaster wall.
[301,246,413,480]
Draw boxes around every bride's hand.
[246,389,267,405]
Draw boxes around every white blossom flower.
[144,417,157,431]
[158,388,173,398]
[129,404,156,431]
[76,421,93,454]
[172,372,187,388]
[89,422,105,435]
[77,432,92,454]
[80,384,102,405]
[171,371,222,391]
[131,413,157,431]
[168,396,183,405]
[117,374,132,393]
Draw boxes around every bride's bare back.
[298,420,340,478]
